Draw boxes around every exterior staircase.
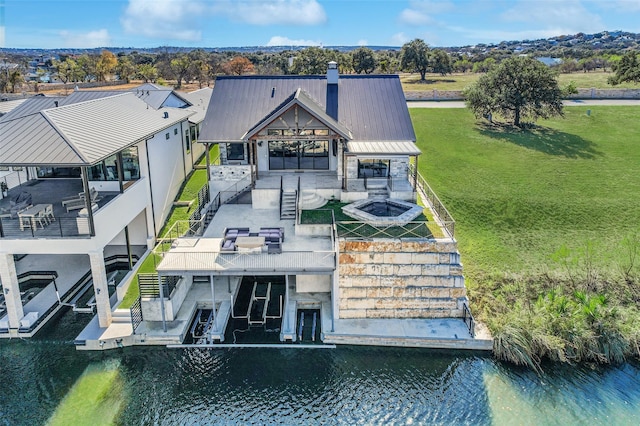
[280,190,297,220]
[298,189,327,209]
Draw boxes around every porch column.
[210,274,216,334]
[0,253,24,330]
[89,250,112,328]
[331,271,339,332]
[81,167,96,236]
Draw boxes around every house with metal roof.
[133,63,485,351]
[0,91,204,339]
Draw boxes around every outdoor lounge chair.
[65,188,99,212]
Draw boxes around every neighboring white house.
[0,90,199,336]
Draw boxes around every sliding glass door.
[268,140,329,170]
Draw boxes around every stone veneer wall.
[338,239,468,319]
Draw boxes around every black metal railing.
[138,273,180,298]
[462,303,475,338]
[130,296,143,333]
[0,216,92,239]
[336,221,436,239]
[409,163,456,238]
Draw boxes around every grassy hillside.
[411,106,640,368]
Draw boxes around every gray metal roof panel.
[199,75,415,143]
[180,88,213,124]
[44,93,194,164]
[0,97,65,123]
[0,99,27,115]
[0,114,82,165]
[0,93,194,166]
[346,141,422,155]
[243,88,352,140]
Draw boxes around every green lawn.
[412,106,640,366]
[401,71,640,91]
[120,146,217,309]
[412,106,640,276]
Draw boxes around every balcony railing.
[409,163,456,238]
[0,216,91,238]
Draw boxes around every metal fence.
[138,273,180,298]
[130,297,143,334]
[462,303,475,338]
[409,163,456,238]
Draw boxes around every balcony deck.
[0,179,118,239]
[157,204,335,275]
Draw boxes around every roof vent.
[54,100,59,107]
[271,87,276,97]
[163,111,169,119]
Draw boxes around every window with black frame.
[226,143,245,161]
[358,159,389,178]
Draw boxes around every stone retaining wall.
[338,239,468,319]
[404,88,640,101]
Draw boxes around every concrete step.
[299,190,327,209]
[112,309,132,323]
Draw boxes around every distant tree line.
[1,40,639,94]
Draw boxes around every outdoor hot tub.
[342,198,424,226]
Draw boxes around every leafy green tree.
[351,47,377,74]
[170,53,191,88]
[608,51,640,85]
[76,54,97,82]
[464,56,564,127]
[290,47,336,75]
[115,55,136,83]
[430,49,452,76]
[400,39,430,80]
[137,63,158,83]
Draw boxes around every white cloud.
[501,0,604,33]
[597,1,640,13]
[59,29,111,48]
[398,1,454,26]
[391,32,409,45]
[213,0,326,26]
[357,39,368,46]
[266,36,321,46]
[121,0,205,41]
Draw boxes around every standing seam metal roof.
[0,93,194,166]
[198,75,416,143]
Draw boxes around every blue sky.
[1,0,640,49]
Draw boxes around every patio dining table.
[18,203,51,231]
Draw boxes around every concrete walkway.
[407,99,640,108]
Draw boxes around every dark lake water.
[1,308,640,425]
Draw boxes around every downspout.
[179,122,187,180]
[205,143,211,183]
[145,139,158,238]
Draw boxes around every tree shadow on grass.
[476,123,603,159]
[404,77,457,85]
